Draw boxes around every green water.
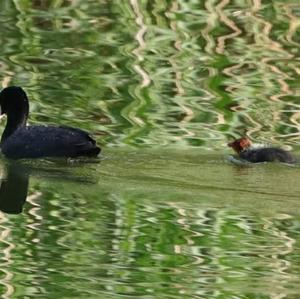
[0,0,300,298]
[2,150,300,298]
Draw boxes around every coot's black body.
[239,147,295,163]
[0,86,101,159]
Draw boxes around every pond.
[0,1,300,298]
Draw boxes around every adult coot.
[228,137,295,163]
[0,86,101,159]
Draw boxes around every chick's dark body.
[239,147,295,163]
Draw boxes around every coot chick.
[228,137,295,163]
[0,86,101,159]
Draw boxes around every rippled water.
[0,1,300,298]
[1,0,300,148]
[1,150,300,298]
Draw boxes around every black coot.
[0,86,101,159]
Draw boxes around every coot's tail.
[81,146,101,157]
[71,130,101,158]
[74,145,101,157]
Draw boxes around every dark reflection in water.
[0,158,100,214]
[0,162,29,214]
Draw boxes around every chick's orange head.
[228,137,252,153]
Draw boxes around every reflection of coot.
[0,163,29,214]
[228,137,295,163]
[0,86,101,159]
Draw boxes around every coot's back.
[1,125,101,159]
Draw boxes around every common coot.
[0,86,101,159]
[228,137,295,163]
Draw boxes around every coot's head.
[0,86,29,116]
[228,137,251,153]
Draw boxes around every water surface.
[0,149,298,298]
[0,1,300,298]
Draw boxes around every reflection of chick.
[228,137,295,163]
